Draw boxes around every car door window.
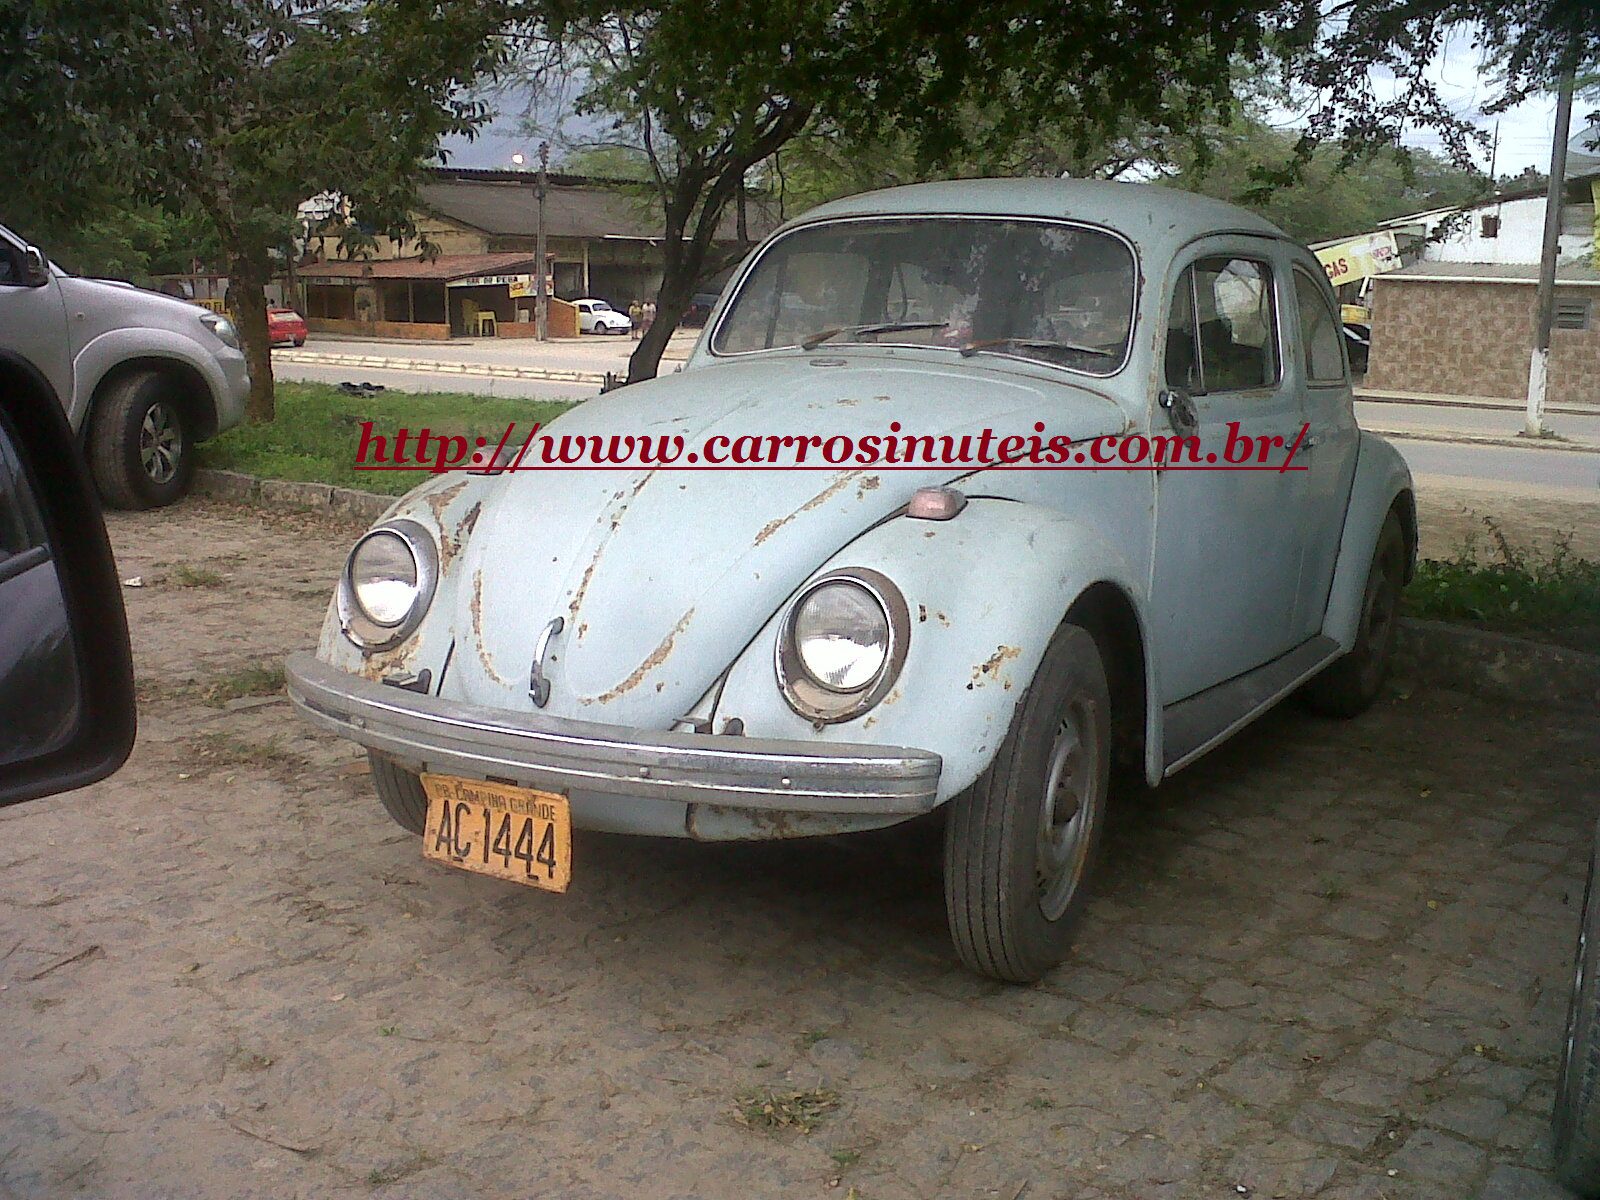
[1293,270,1346,383]
[0,239,23,286]
[1166,258,1279,394]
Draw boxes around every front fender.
[1323,432,1415,650]
[712,498,1149,803]
[70,327,242,434]
[314,473,486,685]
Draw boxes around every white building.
[1376,175,1597,267]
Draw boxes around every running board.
[1162,636,1344,776]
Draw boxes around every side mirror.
[0,355,136,806]
[21,246,51,287]
[1159,387,1199,439]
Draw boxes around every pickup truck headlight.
[199,311,241,349]
[338,520,438,650]
[777,569,909,723]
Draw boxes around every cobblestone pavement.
[0,498,1595,1200]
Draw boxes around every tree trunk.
[626,275,695,383]
[228,262,275,424]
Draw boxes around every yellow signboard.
[1315,231,1401,286]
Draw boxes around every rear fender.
[1323,433,1415,650]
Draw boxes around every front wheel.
[87,371,196,510]
[1302,512,1404,718]
[369,752,427,834]
[1557,824,1600,1196]
[943,623,1111,983]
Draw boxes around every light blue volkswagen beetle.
[287,180,1414,982]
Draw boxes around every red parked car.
[268,306,308,347]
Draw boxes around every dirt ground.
[1,486,1596,1200]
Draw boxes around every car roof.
[786,178,1290,258]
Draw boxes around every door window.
[1165,257,1279,393]
[1293,271,1346,383]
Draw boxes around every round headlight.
[793,582,890,691]
[349,531,419,626]
[776,569,909,724]
[338,520,439,650]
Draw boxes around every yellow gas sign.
[1316,231,1401,285]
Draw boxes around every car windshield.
[592,301,611,312]
[712,217,1136,375]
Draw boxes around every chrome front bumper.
[286,653,941,815]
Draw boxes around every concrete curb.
[1394,619,1597,713]
[195,469,392,523]
[194,466,1597,714]
[276,349,608,386]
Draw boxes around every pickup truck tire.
[369,751,428,835]
[87,371,195,509]
[1302,512,1404,718]
[943,623,1111,983]
[1555,822,1600,1197]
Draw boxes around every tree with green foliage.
[521,0,1593,381]
[2,0,509,421]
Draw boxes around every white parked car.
[0,222,250,508]
[288,180,1414,982]
[574,298,631,335]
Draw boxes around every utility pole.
[1526,60,1576,437]
[535,140,550,342]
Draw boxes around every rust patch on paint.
[437,500,483,576]
[971,644,1020,686]
[585,609,694,705]
[753,472,858,546]
[568,555,599,619]
[856,475,880,500]
[423,479,468,525]
[470,568,511,686]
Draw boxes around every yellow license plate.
[420,774,571,892]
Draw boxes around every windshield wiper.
[959,337,1116,360]
[800,321,949,350]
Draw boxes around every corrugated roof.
[299,252,541,281]
[1381,261,1600,285]
[417,174,776,242]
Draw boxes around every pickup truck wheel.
[87,371,195,509]
[369,751,427,834]
[1303,512,1404,718]
[943,623,1110,983]
[1555,822,1600,1196]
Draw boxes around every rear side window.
[1294,271,1346,383]
[1166,258,1279,393]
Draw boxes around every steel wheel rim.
[140,402,180,484]
[1036,697,1100,922]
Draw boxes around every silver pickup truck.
[0,222,249,508]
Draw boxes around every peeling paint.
[568,556,599,618]
[971,644,1021,686]
[753,471,858,546]
[470,568,512,686]
[856,475,880,500]
[585,609,695,704]
[423,479,468,525]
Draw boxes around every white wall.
[1417,194,1595,266]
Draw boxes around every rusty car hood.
[447,355,1125,723]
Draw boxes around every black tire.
[369,751,427,834]
[1556,823,1600,1195]
[86,371,196,510]
[1302,512,1404,718]
[293,337,306,347]
[943,623,1111,983]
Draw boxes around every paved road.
[0,498,1588,1199]
[1357,400,1600,446]
[273,358,599,402]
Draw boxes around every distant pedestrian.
[643,300,656,334]
[628,300,643,339]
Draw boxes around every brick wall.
[1365,279,1600,404]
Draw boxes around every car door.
[1288,263,1360,640]
[0,228,71,411]
[1148,240,1310,703]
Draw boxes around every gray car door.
[1148,239,1311,704]
[0,228,71,411]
